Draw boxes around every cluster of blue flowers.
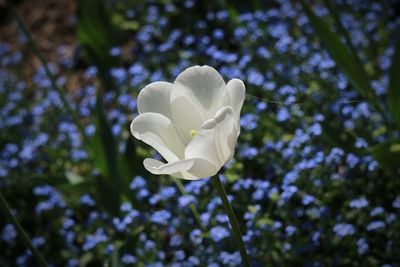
[1,0,399,266]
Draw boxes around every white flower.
[130,65,245,180]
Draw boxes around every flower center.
[190,129,197,138]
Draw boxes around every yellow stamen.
[190,130,197,138]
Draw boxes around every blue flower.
[80,195,96,206]
[370,207,384,216]
[151,210,171,225]
[239,146,258,159]
[2,224,16,243]
[333,223,355,237]
[31,236,45,248]
[66,259,79,267]
[159,186,176,200]
[309,123,322,136]
[285,225,297,236]
[349,197,369,209]
[169,235,183,247]
[210,226,230,242]
[302,194,315,205]
[82,228,108,251]
[121,254,136,264]
[392,196,400,208]
[356,238,369,255]
[276,107,290,122]
[366,221,385,231]
[346,153,360,168]
[189,229,202,245]
[109,47,121,56]
[175,250,186,261]
[129,176,146,190]
[219,251,241,265]
[240,113,258,131]
[178,195,196,208]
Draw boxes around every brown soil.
[0,0,89,92]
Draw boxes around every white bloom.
[130,65,245,180]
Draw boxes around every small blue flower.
[333,223,355,237]
[240,113,258,131]
[285,225,297,236]
[392,196,400,208]
[302,194,315,205]
[370,207,384,216]
[129,176,146,190]
[121,254,136,264]
[366,221,385,231]
[178,195,196,208]
[349,197,369,209]
[190,229,202,245]
[210,226,230,242]
[357,238,369,255]
[175,250,186,261]
[80,195,95,206]
[276,107,290,122]
[169,235,183,247]
[2,224,16,243]
[31,236,45,248]
[151,210,171,225]
[82,228,108,251]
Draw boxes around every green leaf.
[76,0,123,71]
[117,135,144,190]
[92,93,116,175]
[321,120,359,154]
[301,2,376,102]
[95,176,121,216]
[90,92,123,196]
[370,139,400,173]
[111,242,123,267]
[387,41,400,128]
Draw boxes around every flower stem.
[0,192,48,267]
[211,175,250,267]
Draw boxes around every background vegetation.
[0,0,399,266]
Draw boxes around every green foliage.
[76,0,123,72]
[2,0,400,266]
[370,139,400,173]
[388,41,400,128]
[301,1,385,123]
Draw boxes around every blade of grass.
[301,1,391,127]
[0,192,48,267]
[322,0,361,66]
[387,41,400,128]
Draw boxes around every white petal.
[143,158,194,175]
[130,113,185,162]
[143,158,218,180]
[227,79,245,136]
[137,81,174,119]
[185,106,239,169]
[170,93,205,145]
[227,78,245,115]
[174,65,229,117]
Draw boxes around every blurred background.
[0,0,400,266]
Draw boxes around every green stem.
[211,175,250,267]
[172,177,206,231]
[0,192,48,267]
[5,0,86,140]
